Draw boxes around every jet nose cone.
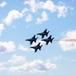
[25,39,28,41]
[41,39,43,41]
[41,39,44,41]
[37,33,39,35]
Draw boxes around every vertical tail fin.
[39,45,43,50]
[44,29,47,33]
[46,31,50,36]
[51,37,54,43]
[48,35,52,39]
[37,42,41,46]
[35,37,38,42]
[33,35,36,39]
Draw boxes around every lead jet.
[30,43,43,52]
[41,35,54,45]
[25,35,38,45]
[37,29,50,39]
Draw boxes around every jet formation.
[25,29,54,52]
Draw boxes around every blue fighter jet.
[30,43,43,52]
[37,29,50,39]
[26,35,38,45]
[42,35,54,45]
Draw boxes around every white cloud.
[0,1,7,7]
[3,10,23,25]
[8,55,26,64]
[0,63,6,70]
[0,23,5,35]
[18,44,29,51]
[25,14,32,22]
[21,8,29,14]
[9,59,56,73]
[53,55,62,61]
[40,0,57,13]
[59,30,76,51]
[24,0,68,18]
[57,5,67,18]
[41,0,67,18]
[0,41,16,53]
[36,11,48,24]
[24,0,38,13]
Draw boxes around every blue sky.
[0,0,76,75]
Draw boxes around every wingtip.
[35,51,37,53]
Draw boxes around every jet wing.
[48,35,52,39]
[30,41,33,45]
[42,35,45,38]
[46,41,49,45]
[35,49,38,52]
